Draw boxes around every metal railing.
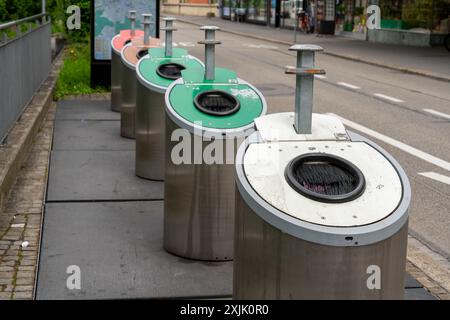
[0,13,51,143]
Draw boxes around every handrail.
[0,13,48,31]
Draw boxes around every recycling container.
[120,14,160,139]
[233,45,411,300]
[163,26,267,261]
[111,10,144,112]
[135,18,204,179]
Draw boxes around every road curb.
[175,17,450,83]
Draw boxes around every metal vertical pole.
[129,10,137,36]
[162,17,177,57]
[199,26,221,81]
[286,44,325,134]
[42,0,46,23]
[294,0,298,43]
[142,14,152,45]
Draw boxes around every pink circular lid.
[112,29,145,52]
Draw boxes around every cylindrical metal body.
[164,116,239,260]
[233,192,408,299]
[233,114,411,299]
[135,80,165,180]
[111,49,122,112]
[110,29,145,112]
[135,48,204,180]
[164,75,267,261]
[120,62,137,138]
[120,37,161,139]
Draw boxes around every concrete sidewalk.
[31,98,436,300]
[171,15,450,82]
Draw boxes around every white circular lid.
[243,140,403,227]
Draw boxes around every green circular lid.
[167,68,266,130]
[137,47,204,93]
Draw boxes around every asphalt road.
[172,22,450,260]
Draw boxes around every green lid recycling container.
[135,17,204,180]
[163,26,267,261]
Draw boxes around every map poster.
[93,0,158,61]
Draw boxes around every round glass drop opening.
[156,63,186,80]
[136,49,148,60]
[194,90,240,116]
[284,153,365,203]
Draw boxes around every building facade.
[218,0,450,45]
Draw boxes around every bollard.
[163,26,267,261]
[233,45,411,299]
[120,13,160,139]
[110,10,145,112]
[134,18,203,180]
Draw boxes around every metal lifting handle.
[142,14,152,45]
[286,44,325,134]
[198,26,221,81]
[129,10,137,36]
[161,17,177,57]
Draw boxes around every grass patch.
[54,43,108,100]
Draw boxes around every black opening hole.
[156,63,186,80]
[124,39,132,46]
[345,236,353,241]
[285,153,365,203]
[136,49,148,60]
[194,90,240,116]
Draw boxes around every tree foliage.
[0,0,90,42]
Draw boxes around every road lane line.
[373,93,404,103]
[314,75,327,79]
[327,113,450,171]
[337,82,360,90]
[423,109,450,120]
[419,172,450,185]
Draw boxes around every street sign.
[90,0,160,88]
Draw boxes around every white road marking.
[314,75,327,79]
[423,109,450,120]
[243,44,279,50]
[373,93,404,103]
[178,41,196,47]
[11,223,25,228]
[327,113,450,171]
[419,172,450,185]
[337,82,360,90]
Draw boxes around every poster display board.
[90,0,160,87]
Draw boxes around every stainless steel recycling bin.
[233,45,411,300]
[163,26,267,261]
[111,10,144,112]
[134,18,203,180]
[120,14,160,139]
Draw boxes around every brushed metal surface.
[120,64,137,139]
[0,22,51,141]
[135,80,166,180]
[233,191,408,299]
[164,116,240,261]
[111,50,122,112]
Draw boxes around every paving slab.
[404,288,437,300]
[36,202,233,300]
[56,100,119,121]
[405,273,423,289]
[47,150,163,201]
[53,120,133,151]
